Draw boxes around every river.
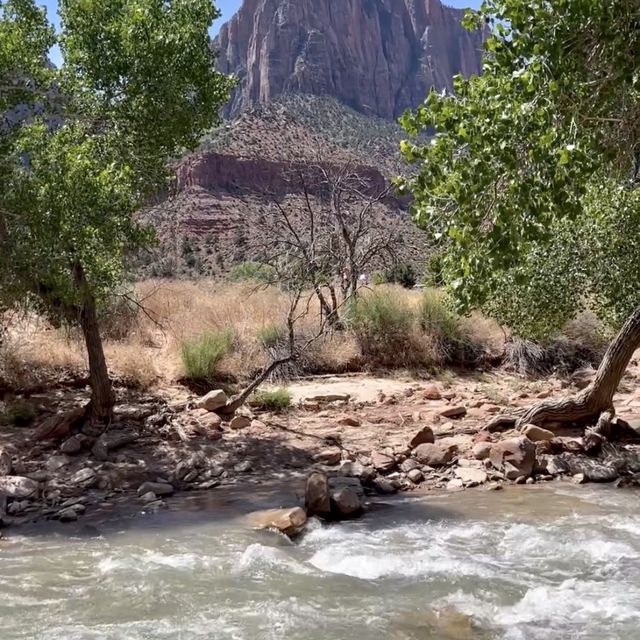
[1,483,639,639]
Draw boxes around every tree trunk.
[520,305,640,429]
[75,266,114,422]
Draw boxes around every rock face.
[215,0,485,120]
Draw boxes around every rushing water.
[2,484,640,640]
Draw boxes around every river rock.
[489,437,536,477]
[196,390,229,412]
[566,457,619,483]
[0,448,12,476]
[454,467,488,487]
[139,491,158,503]
[372,478,398,494]
[339,460,365,478]
[248,507,307,537]
[522,424,555,442]
[0,476,39,499]
[371,451,396,473]
[409,426,435,449]
[46,455,71,472]
[314,448,342,466]
[305,472,331,518]
[413,443,456,467]
[229,415,251,430]
[407,468,424,483]
[423,384,442,400]
[60,434,87,455]
[34,407,85,441]
[331,487,362,517]
[440,406,467,419]
[70,468,98,488]
[137,481,174,497]
[399,458,421,473]
[338,415,361,427]
[447,478,464,491]
[472,442,492,461]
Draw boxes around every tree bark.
[520,305,640,428]
[75,265,115,422]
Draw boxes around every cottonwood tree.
[251,161,417,327]
[400,0,640,435]
[0,0,232,421]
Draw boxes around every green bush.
[418,289,485,365]
[257,324,287,349]
[180,329,233,381]
[0,402,36,427]
[348,290,416,365]
[383,263,418,289]
[230,261,275,283]
[249,387,292,411]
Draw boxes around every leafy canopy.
[399,0,640,340]
[0,0,232,309]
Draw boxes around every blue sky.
[43,0,481,66]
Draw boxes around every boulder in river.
[137,481,174,497]
[247,507,308,537]
[331,487,362,517]
[305,472,331,518]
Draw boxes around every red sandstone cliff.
[215,0,484,119]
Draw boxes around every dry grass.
[0,281,506,391]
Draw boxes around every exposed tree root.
[517,388,609,429]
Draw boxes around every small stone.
[137,481,174,497]
[183,470,199,483]
[314,448,342,466]
[486,482,503,491]
[196,390,229,412]
[139,491,158,503]
[70,468,98,488]
[440,406,467,419]
[234,460,252,473]
[0,449,12,476]
[371,451,396,473]
[503,462,522,481]
[57,507,79,522]
[400,458,421,473]
[372,479,398,495]
[339,460,364,478]
[472,442,492,461]
[454,467,488,487]
[60,434,87,455]
[526,477,535,485]
[230,415,251,430]
[572,473,586,485]
[522,424,555,442]
[196,480,220,490]
[423,384,442,400]
[515,475,527,485]
[489,437,536,478]
[46,455,71,472]
[407,469,424,483]
[338,415,361,427]
[251,420,267,429]
[447,478,464,491]
[409,426,435,449]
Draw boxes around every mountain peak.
[215,0,484,120]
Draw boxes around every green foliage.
[257,324,287,349]
[0,0,232,325]
[348,290,415,365]
[180,329,233,381]
[249,387,292,412]
[399,0,640,339]
[230,262,276,284]
[0,401,36,427]
[383,263,417,289]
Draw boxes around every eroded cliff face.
[215,0,484,119]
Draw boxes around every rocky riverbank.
[1,369,640,531]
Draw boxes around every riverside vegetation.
[1,0,640,542]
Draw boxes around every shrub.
[383,263,417,289]
[257,323,287,349]
[99,292,140,341]
[348,289,417,366]
[230,261,275,284]
[0,402,36,427]
[418,289,486,366]
[180,329,233,381]
[249,387,292,411]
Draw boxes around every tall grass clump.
[348,289,417,366]
[180,328,233,381]
[418,289,486,366]
[249,387,292,411]
[257,323,287,349]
